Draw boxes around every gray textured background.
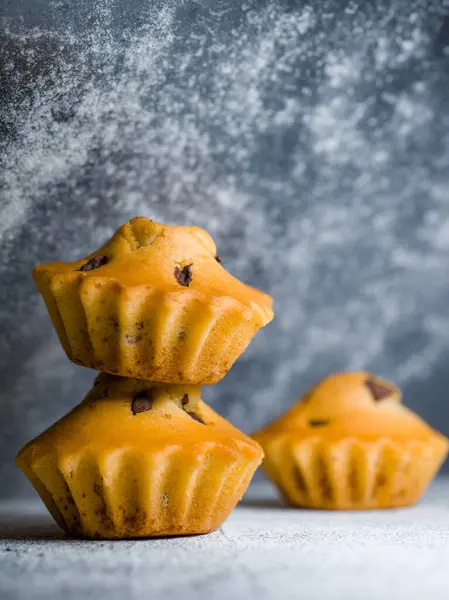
[1,0,449,499]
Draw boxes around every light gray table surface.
[1,478,449,600]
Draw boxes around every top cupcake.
[33,217,274,384]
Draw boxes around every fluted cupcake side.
[17,443,261,538]
[33,269,265,385]
[256,433,448,510]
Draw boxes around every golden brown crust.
[16,374,263,538]
[253,372,448,510]
[33,217,273,383]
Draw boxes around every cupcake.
[253,372,448,510]
[33,217,273,384]
[16,373,263,538]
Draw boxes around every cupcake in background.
[253,372,448,510]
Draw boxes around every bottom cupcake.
[16,373,263,538]
[253,372,448,510]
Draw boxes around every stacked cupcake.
[16,217,274,538]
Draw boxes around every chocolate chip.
[180,395,204,422]
[186,411,205,424]
[78,255,109,271]
[131,391,154,415]
[182,400,205,424]
[308,419,330,427]
[174,264,193,287]
[365,377,393,402]
[215,255,222,263]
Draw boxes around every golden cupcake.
[253,372,448,510]
[32,217,273,384]
[16,373,262,538]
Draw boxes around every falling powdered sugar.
[1,0,449,496]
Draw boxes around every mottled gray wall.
[1,0,449,499]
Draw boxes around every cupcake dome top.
[18,373,262,462]
[33,217,273,327]
[254,372,448,444]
